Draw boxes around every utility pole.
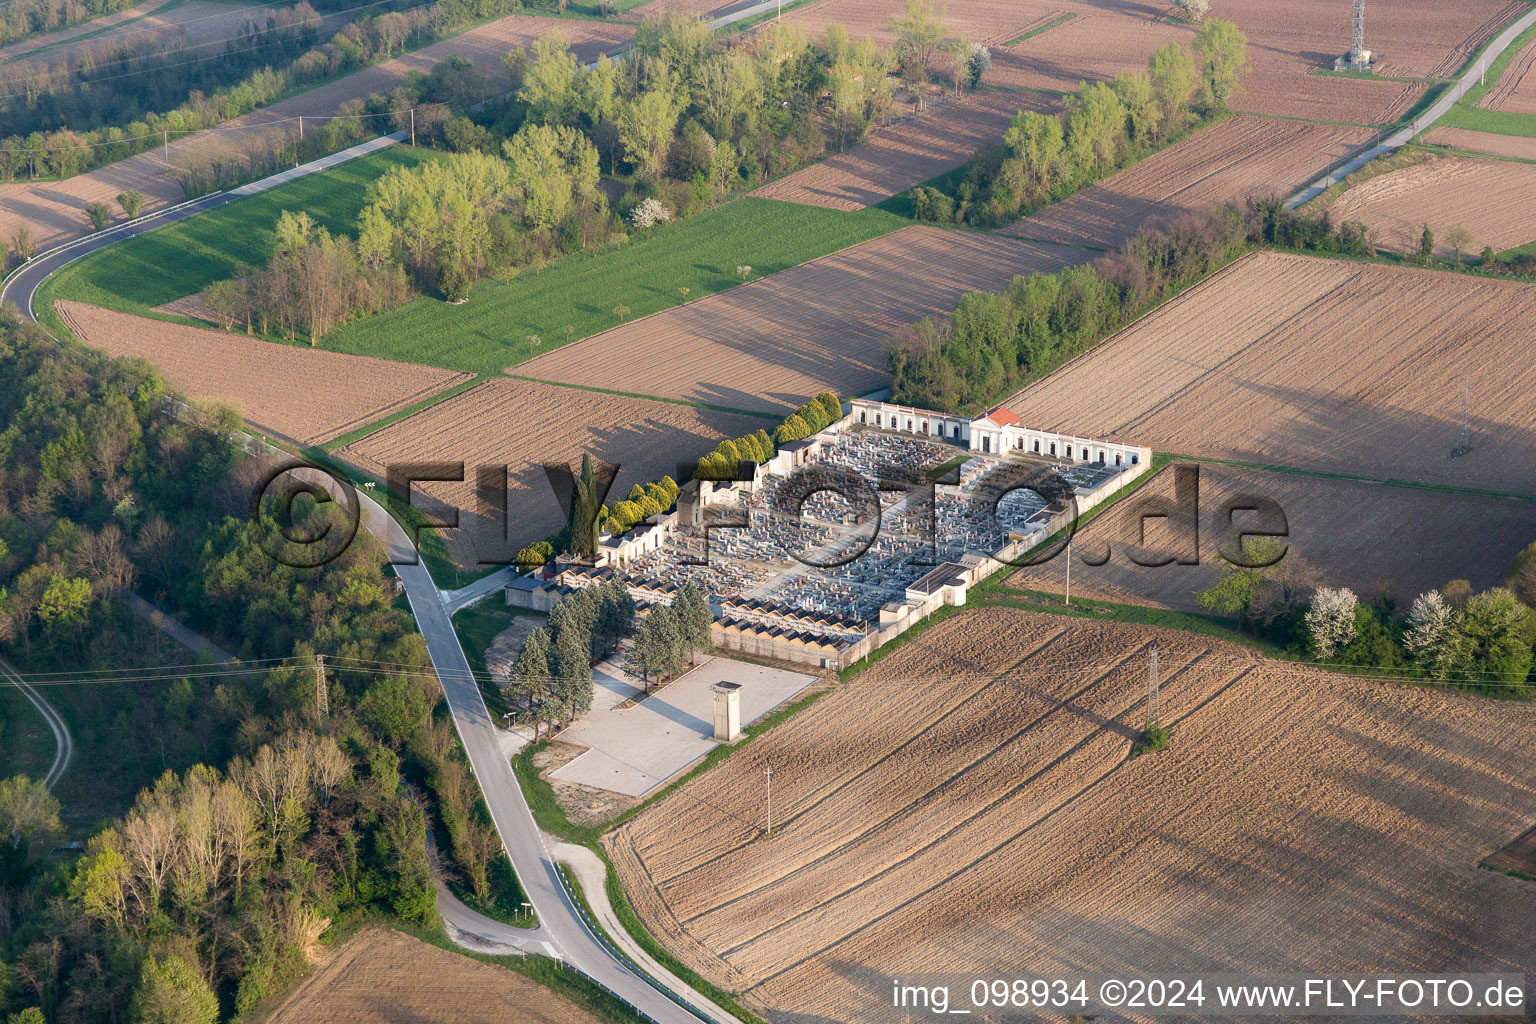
[410,107,416,147]
[763,764,773,836]
[1147,648,1160,729]
[315,654,329,724]
[298,115,304,141]
[1064,535,1071,606]
[163,130,169,164]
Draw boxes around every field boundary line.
[506,212,914,376]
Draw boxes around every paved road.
[1287,4,1536,207]
[0,133,405,312]
[0,654,74,791]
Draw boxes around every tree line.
[0,6,324,141]
[910,19,1247,228]
[1197,535,1536,696]
[507,577,638,735]
[0,0,521,186]
[0,0,137,48]
[0,312,527,1021]
[888,193,1390,415]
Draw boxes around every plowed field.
[608,608,1536,1023]
[1002,251,1536,494]
[1426,125,1536,159]
[267,927,599,1024]
[1326,156,1536,255]
[989,3,1194,95]
[748,88,1047,211]
[778,0,1070,50]
[1006,115,1373,250]
[1220,0,1518,124]
[514,226,1086,413]
[336,379,772,565]
[0,15,633,251]
[1480,32,1536,114]
[1010,462,1535,612]
[57,301,472,446]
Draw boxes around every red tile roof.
[984,406,1021,427]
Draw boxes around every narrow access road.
[1287,4,1536,207]
[0,133,404,314]
[0,655,74,791]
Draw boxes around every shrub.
[1305,587,1358,659]
[628,197,672,229]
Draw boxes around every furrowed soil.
[57,301,472,446]
[335,378,772,566]
[513,225,1087,413]
[266,927,600,1024]
[1325,155,1536,255]
[1005,115,1374,250]
[1219,0,1521,124]
[607,608,1536,1023]
[747,88,1050,211]
[0,15,633,251]
[1009,462,1535,613]
[1002,251,1536,495]
[1480,32,1536,114]
[1,0,302,68]
[1425,125,1536,159]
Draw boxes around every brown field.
[778,0,1077,50]
[1220,0,1518,124]
[515,226,1085,413]
[267,927,598,1024]
[625,0,742,18]
[0,0,174,61]
[1005,115,1373,250]
[608,607,1536,1023]
[1010,462,1535,612]
[58,301,472,446]
[1425,125,1536,160]
[747,88,1048,211]
[1480,32,1536,114]
[1003,251,1536,494]
[1487,827,1536,876]
[0,15,634,251]
[3,0,310,69]
[989,3,1195,94]
[336,379,773,565]
[1326,155,1536,255]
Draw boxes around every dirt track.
[1006,115,1373,250]
[0,15,633,252]
[748,88,1047,211]
[267,927,598,1024]
[608,607,1536,1023]
[58,301,472,446]
[514,226,1087,413]
[1326,155,1536,256]
[336,378,772,565]
[1003,251,1536,495]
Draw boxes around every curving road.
[0,655,74,791]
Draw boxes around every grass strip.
[1002,12,1073,46]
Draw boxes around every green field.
[38,146,440,327]
[1437,18,1536,138]
[315,198,907,375]
[45,157,910,377]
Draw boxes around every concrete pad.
[550,655,816,797]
